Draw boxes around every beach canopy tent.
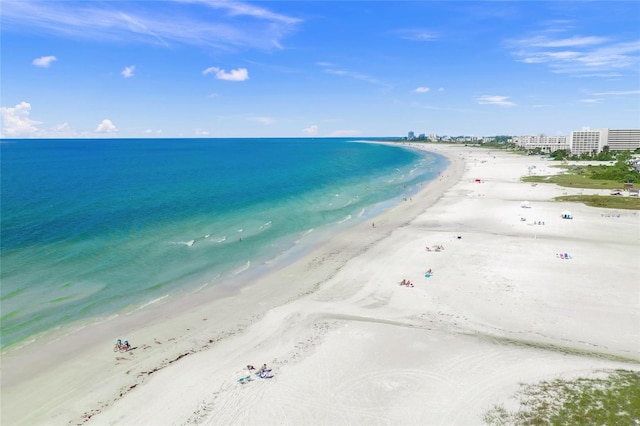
[520,201,531,208]
[474,178,482,183]
[561,211,573,219]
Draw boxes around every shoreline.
[1,142,461,425]
[0,140,444,357]
[3,143,639,425]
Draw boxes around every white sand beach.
[2,144,639,425]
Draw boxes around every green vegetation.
[550,147,640,163]
[555,195,640,210]
[522,173,624,190]
[521,154,640,209]
[484,369,640,426]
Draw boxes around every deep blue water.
[0,138,447,349]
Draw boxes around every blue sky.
[1,1,639,138]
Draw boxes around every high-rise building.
[606,129,640,151]
[570,129,607,155]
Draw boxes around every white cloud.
[0,102,42,137]
[302,125,318,136]
[144,129,162,134]
[32,55,57,67]
[580,98,602,104]
[194,129,210,136]
[476,95,515,107]
[121,65,135,78]
[414,87,431,93]
[203,67,249,81]
[95,119,118,133]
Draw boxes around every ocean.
[0,138,447,350]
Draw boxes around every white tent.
[520,201,531,208]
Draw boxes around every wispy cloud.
[329,129,361,137]
[1,0,301,51]
[508,26,640,75]
[318,63,385,86]
[395,29,439,42]
[414,87,431,93]
[476,95,515,107]
[525,35,608,48]
[203,67,249,82]
[121,65,135,78]
[32,55,57,68]
[249,116,274,125]
[592,90,640,96]
[580,98,602,104]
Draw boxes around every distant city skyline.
[1,1,639,139]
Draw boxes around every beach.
[2,143,639,425]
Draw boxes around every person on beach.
[258,364,270,378]
[124,340,131,351]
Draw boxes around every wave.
[204,234,211,239]
[237,229,243,233]
[134,294,169,312]
[338,215,352,224]
[170,240,195,247]
[293,228,315,246]
[358,208,365,217]
[191,273,221,293]
[258,221,272,231]
[233,260,251,275]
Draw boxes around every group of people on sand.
[400,268,433,287]
[399,279,414,287]
[247,363,271,378]
[115,339,131,351]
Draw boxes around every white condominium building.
[570,128,640,155]
[512,128,639,155]
[512,135,569,152]
[606,129,640,151]
[570,129,608,155]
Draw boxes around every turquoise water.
[0,138,447,349]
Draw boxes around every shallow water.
[0,138,447,348]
